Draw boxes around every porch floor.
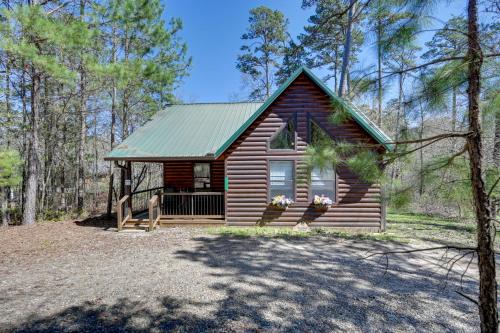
[122,215,225,231]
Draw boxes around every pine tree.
[300,0,364,93]
[0,4,93,224]
[236,6,288,100]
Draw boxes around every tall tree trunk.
[492,94,500,219]
[265,56,270,98]
[338,0,355,97]
[75,69,86,213]
[75,0,86,213]
[107,27,117,217]
[120,30,131,199]
[390,72,404,187]
[20,60,27,214]
[93,112,98,212]
[23,69,40,225]
[419,103,424,197]
[493,90,500,170]
[60,120,67,211]
[466,0,497,331]
[333,45,338,92]
[40,77,51,215]
[2,53,12,226]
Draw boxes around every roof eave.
[104,155,217,162]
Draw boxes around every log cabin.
[105,67,393,232]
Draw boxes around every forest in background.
[1,0,496,225]
[0,0,190,224]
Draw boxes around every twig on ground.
[456,290,479,305]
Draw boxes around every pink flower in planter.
[271,195,294,209]
[313,195,333,208]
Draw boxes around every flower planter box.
[313,204,330,211]
[312,195,333,211]
[269,204,289,211]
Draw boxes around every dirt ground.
[0,216,487,332]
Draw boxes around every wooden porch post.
[125,161,132,211]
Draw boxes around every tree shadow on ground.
[3,297,219,333]
[172,236,480,331]
[3,236,481,332]
[74,214,115,230]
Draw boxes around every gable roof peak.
[215,66,393,156]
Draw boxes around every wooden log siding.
[163,159,225,192]
[224,73,384,229]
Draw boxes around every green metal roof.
[105,102,263,160]
[106,67,392,161]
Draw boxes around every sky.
[163,0,467,103]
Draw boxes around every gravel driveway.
[0,217,483,332]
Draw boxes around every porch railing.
[130,186,164,213]
[160,192,224,218]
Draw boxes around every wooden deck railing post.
[116,195,130,232]
[117,199,123,231]
[148,194,161,232]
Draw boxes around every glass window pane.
[311,120,333,147]
[194,163,210,189]
[270,117,296,149]
[311,166,335,200]
[194,163,210,178]
[270,161,294,199]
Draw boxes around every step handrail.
[117,195,130,231]
[148,194,160,231]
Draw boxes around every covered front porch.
[114,160,226,231]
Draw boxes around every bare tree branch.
[487,176,500,199]
[363,245,478,260]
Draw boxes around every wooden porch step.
[122,219,151,231]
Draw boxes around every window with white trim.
[269,161,294,199]
[311,165,335,200]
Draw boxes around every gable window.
[310,118,333,147]
[311,165,335,201]
[194,163,211,190]
[270,116,296,149]
[269,161,294,200]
